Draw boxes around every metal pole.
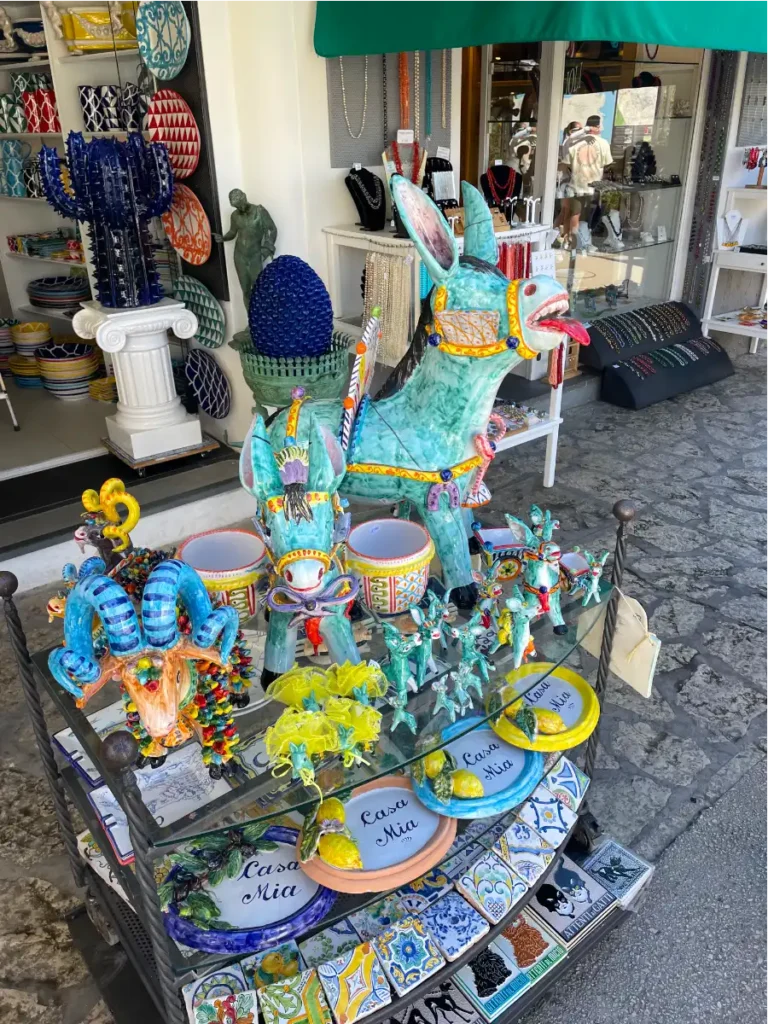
[0,570,85,888]
[101,731,186,1024]
[572,500,637,850]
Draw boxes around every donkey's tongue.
[538,317,590,345]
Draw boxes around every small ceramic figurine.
[450,662,483,715]
[472,560,503,631]
[410,589,452,689]
[213,188,277,308]
[431,675,458,723]
[497,585,539,669]
[504,513,566,635]
[381,622,422,733]
[449,610,493,689]
[569,547,610,606]
[530,504,560,542]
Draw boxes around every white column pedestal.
[73,298,203,461]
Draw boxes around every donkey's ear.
[462,181,498,265]
[504,514,536,548]
[307,414,346,493]
[390,174,458,284]
[240,414,281,501]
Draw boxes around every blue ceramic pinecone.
[248,255,333,358]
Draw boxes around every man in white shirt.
[565,114,614,195]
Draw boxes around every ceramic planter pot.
[346,519,434,615]
[177,528,267,623]
[298,777,457,894]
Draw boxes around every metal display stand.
[0,501,636,1024]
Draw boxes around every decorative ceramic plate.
[145,89,200,179]
[299,777,456,895]
[410,718,544,819]
[53,699,127,786]
[489,664,600,752]
[161,183,211,265]
[173,274,225,348]
[164,826,336,954]
[135,0,190,81]
[185,349,231,418]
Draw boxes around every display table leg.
[0,571,85,888]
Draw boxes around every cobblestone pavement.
[0,344,764,1022]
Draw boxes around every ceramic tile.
[492,818,555,886]
[316,942,391,1024]
[396,866,453,914]
[349,894,406,942]
[183,964,248,1019]
[494,910,566,983]
[240,941,302,990]
[54,699,126,786]
[455,850,528,925]
[454,941,530,1019]
[259,968,332,1024]
[372,915,445,996]
[421,892,490,961]
[193,989,257,1024]
[76,829,131,907]
[299,919,360,970]
[542,756,590,813]
[582,839,654,906]
[445,816,505,857]
[516,785,577,844]
[441,841,486,882]
[388,980,483,1024]
[529,855,618,946]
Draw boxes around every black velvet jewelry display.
[601,338,734,410]
[479,165,523,213]
[581,301,701,370]
[345,167,387,231]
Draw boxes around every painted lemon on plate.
[424,750,446,779]
[451,769,484,799]
[316,797,345,825]
[318,833,363,870]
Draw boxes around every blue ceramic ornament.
[248,255,333,358]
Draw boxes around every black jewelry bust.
[345,166,387,231]
[479,165,523,208]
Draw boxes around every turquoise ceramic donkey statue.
[264,177,588,609]
[505,511,566,634]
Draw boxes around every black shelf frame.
[0,501,638,1024]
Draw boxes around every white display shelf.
[56,49,139,65]
[714,249,767,271]
[495,416,563,451]
[6,252,84,267]
[701,310,767,340]
[0,57,51,72]
[726,186,768,201]
[0,131,62,139]
[0,195,51,204]
[16,303,75,321]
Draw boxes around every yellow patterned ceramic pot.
[177,529,267,623]
[346,519,434,615]
[59,4,137,53]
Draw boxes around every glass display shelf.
[33,581,608,850]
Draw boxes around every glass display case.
[552,42,704,322]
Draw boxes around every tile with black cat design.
[528,854,617,947]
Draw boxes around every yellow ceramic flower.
[318,833,363,870]
[423,750,446,779]
[316,797,346,826]
[451,769,484,798]
[266,665,330,708]
[324,696,382,749]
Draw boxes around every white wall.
[197,1,461,446]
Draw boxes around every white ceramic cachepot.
[346,518,434,615]
[177,528,267,623]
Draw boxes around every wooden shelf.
[0,57,51,72]
[16,303,77,321]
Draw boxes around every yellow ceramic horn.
[81,479,141,553]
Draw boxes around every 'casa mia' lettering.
[360,797,418,848]
[462,741,518,781]
[521,678,575,714]
[240,857,300,904]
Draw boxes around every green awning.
[314,1,767,56]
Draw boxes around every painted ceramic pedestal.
[72,298,202,460]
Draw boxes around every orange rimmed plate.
[161,183,211,265]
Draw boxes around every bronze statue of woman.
[213,188,277,308]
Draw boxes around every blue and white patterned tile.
[372,916,445,997]
[349,894,406,942]
[396,867,452,914]
[516,784,577,843]
[455,850,528,924]
[492,817,555,885]
[421,892,489,961]
[542,756,590,813]
[299,919,360,970]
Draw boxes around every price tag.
[353,162,362,171]
[397,129,414,145]
[494,158,503,165]
[436,146,450,160]
[657,225,667,243]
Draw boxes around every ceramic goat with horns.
[48,560,240,769]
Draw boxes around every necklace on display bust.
[345,167,386,231]
[350,170,383,209]
[339,55,368,139]
[722,214,743,249]
[485,164,517,205]
[392,138,421,184]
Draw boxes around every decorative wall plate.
[299,919,360,970]
[146,89,201,179]
[454,850,528,924]
[88,742,233,864]
[185,349,231,419]
[489,664,600,752]
[163,826,336,954]
[162,183,211,265]
[492,818,555,886]
[421,891,489,961]
[316,942,392,1024]
[135,1,190,81]
[53,698,126,785]
[173,274,225,348]
[542,755,590,812]
[260,967,332,1024]
[182,964,248,1017]
[372,915,445,997]
[298,777,456,895]
[411,718,544,819]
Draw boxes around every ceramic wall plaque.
[495,910,566,984]
[421,892,489,961]
[582,839,654,906]
[491,664,599,752]
[454,850,527,925]
[387,980,482,1024]
[240,940,302,989]
[299,919,360,970]
[530,855,618,946]
[348,895,406,943]
[163,826,337,955]
[372,915,445,996]
[182,963,248,1017]
[492,818,555,886]
[516,785,577,844]
[76,829,130,907]
[542,755,590,813]
[299,777,456,894]
[193,990,258,1024]
[454,941,530,1020]
[395,866,452,914]
[54,698,126,786]
[411,719,544,819]
[88,742,233,864]
[259,968,332,1024]
[317,942,392,1024]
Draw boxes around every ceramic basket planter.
[177,528,267,623]
[230,329,350,410]
[346,519,434,616]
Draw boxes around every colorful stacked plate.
[89,375,118,402]
[11,320,51,356]
[36,340,100,401]
[26,276,91,314]
[9,353,43,388]
[0,318,16,374]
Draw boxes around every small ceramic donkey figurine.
[504,512,567,635]
[472,560,503,631]
[410,589,452,690]
[497,584,540,668]
[571,547,610,606]
[381,622,422,733]
[449,610,493,689]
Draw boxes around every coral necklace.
[398,52,410,128]
[486,165,517,205]
[392,138,421,184]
